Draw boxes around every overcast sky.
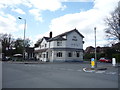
[0,0,119,49]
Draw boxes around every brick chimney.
[49,31,52,38]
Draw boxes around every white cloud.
[0,13,17,33]
[28,0,66,21]
[61,5,67,11]
[12,8,26,14]
[36,0,119,49]
[28,0,63,11]
[29,9,43,22]
[0,11,25,35]
[0,0,66,34]
[0,0,66,22]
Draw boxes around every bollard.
[91,58,95,69]
[112,58,116,66]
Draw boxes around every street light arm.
[18,17,22,19]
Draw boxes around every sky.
[0,0,119,49]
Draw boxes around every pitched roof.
[48,28,84,41]
[39,37,50,43]
[44,37,50,41]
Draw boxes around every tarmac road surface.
[2,62,118,88]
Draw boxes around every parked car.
[99,58,112,63]
[2,56,12,61]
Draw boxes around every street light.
[94,27,97,68]
[18,17,26,60]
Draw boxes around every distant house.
[35,28,84,62]
[85,46,110,54]
[85,46,95,54]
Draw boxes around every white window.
[43,54,46,58]
[56,52,62,57]
[45,44,47,47]
[76,52,80,57]
[51,51,52,56]
[57,41,62,46]
[39,53,42,57]
[68,52,72,57]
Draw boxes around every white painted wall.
[49,31,83,49]
[50,41,66,48]
[51,50,66,62]
[66,31,83,49]
[50,50,83,62]
[35,38,49,50]
[40,38,49,49]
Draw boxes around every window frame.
[76,52,80,57]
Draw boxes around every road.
[2,62,118,88]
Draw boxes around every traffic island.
[83,58,108,73]
[83,67,107,73]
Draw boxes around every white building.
[35,28,84,62]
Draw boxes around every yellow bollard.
[91,58,95,68]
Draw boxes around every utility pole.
[94,27,97,68]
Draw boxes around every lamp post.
[18,17,26,60]
[94,27,97,68]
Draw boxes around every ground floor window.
[46,52,48,58]
[76,52,80,57]
[56,52,62,57]
[43,54,46,58]
[39,53,42,57]
[68,52,72,57]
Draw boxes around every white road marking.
[83,68,95,72]
[60,68,66,70]
[106,72,117,75]
[95,71,105,73]
[77,69,82,71]
[67,69,74,71]
[24,65,35,67]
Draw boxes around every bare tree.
[0,33,14,56]
[105,2,120,43]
